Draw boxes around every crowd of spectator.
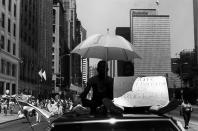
[0,92,78,119]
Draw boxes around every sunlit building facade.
[131,9,171,76]
[52,0,68,93]
[80,26,89,87]
[0,0,20,95]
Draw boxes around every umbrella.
[71,34,141,61]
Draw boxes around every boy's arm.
[80,81,91,99]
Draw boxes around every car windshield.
[0,0,197,131]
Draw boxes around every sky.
[76,0,194,65]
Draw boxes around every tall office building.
[63,0,83,86]
[19,0,53,97]
[80,26,89,87]
[52,0,69,93]
[115,27,134,76]
[194,0,198,64]
[0,0,20,95]
[193,0,198,88]
[131,9,171,76]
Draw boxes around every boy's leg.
[81,99,97,114]
[183,112,188,128]
[102,98,124,115]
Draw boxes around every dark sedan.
[49,112,184,131]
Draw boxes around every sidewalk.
[168,111,198,131]
[0,112,22,124]
[171,116,198,131]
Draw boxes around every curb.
[0,117,24,125]
[172,116,198,126]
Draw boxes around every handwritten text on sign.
[114,76,169,107]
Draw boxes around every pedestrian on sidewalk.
[180,99,193,129]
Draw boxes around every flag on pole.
[42,70,46,80]
[38,69,43,78]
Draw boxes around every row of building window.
[0,81,16,95]
[0,35,16,55]
[1,0,17,16]
[0,59,17,77]
[1,13,16,36]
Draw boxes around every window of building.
[29,0,32,5]
[2,0,5,5]
[6,83,10,91]
[25,4,27,12]
[1,59,6,74]
[13,43,16,55]
[12,64,16,77]
[0,81,4,95]
[6,62,11,75]
[53,9,56,24]
[7,39,10,52]
[14,4,16,17]
[28,23,31,30]
[13,23,16,37]
[24,18,27,26]
[1,13,5,28]
[53,36,55,42]
[12,84,16,95]
[1,35,5,49]
[53,25,55,33]
[24,32,27,42]
[8,0,11,12]
[8,18,11,33]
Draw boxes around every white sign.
[114,76,169,107]
[113,76,137,98]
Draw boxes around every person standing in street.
[180,99,193,129]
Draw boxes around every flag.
[17,100,52,120]
[156,0,160,6]
[38,69,43,78]
[42,70,46,80]
[15,95,52,121]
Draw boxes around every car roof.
[51,112,171,124]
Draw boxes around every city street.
[0,116,49,131]
[168,105,198,131]
[0,105,197,131]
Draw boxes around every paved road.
[0,117,49,131]
[168,105,198,131]
[0,105,197,131]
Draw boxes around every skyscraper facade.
[63,0,82,86]
[131,9,171,76]
[19,0,53,97]
[115,27,134,76]
[52,0,68,93]
[194,0,198,65]
[80,26,89,87]
[0,0,20,95]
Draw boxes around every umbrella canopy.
[71,34,141,61]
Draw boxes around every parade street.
[0,116,49,131]
[0,105,197,131]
